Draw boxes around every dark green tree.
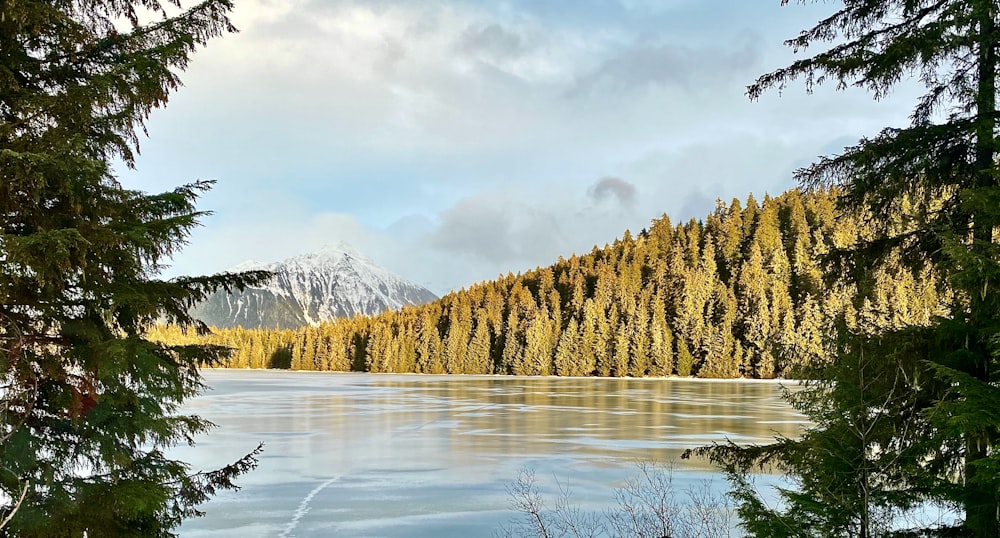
[0,1,265,536]
[695,331,943,538]
[707,0,1000,535]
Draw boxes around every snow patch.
[193,241,438,328]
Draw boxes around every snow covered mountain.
[190,243,438,329]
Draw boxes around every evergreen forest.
[153,188,946,379]
[10,0,1000,535]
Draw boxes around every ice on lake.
[174,370,806,537]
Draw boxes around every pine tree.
[648,299,675,377]
[611,325,631,377]
[737,244,773,377]
[466,310,493,374]
[393,320,418,373]
[443,302,472,374]
[522,311,554,376]
[715,198,745,283]
[579,300,601,376]
[500,282,535,374]
[326,324,353,371]
[692,332,940,537]
[0,1,265,535]
[554,317,582,376]
[675,338,695,377]
[299,327,318,370]
[628,297,651,377]
[710,1,1000,535]
[597,302,619,377]
[365,324,391,372]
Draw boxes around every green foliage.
[692,329,950,537]
[0,1,264,535]
[702,0,1000,535]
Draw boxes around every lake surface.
[174,370,805,537]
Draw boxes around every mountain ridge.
[190,242,437,329]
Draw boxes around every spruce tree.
[0,1,267,535]
[466,311,493,374]
[702,332,939,538]
[676,339,695,377]
[553,317,581,376]
[703,0,1000,535]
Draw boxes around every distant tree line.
[151,188,946,379]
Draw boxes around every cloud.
[160,193,451,293]
[457,23,526,60]
[428,195,517,263]
[427,192,567,265]
[128,0,934,297]
[385,213,434,239]
[570,35,762,95]
[678,189,715,222]
[588,176,637,207]
[617,0,692,12]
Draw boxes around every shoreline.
[197,367,803,384]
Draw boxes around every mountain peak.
[191,244,437,329]
[227,242,367,273]
[319,241,362,258]
[281,242,371,268]
[230,258,265,272]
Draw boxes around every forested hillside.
[153,188,946,378]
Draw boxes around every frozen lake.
[174,370,805,537]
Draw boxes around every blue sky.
[121,0,923,295]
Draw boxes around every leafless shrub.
[496,462,734,538]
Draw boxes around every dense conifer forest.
[152,188,946,378]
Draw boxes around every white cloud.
[126,0,931,293]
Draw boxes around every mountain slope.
[191,243,437,329]
[158,188,948,376]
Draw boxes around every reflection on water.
[175,370,805,537]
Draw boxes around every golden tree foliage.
[155,188,947,380]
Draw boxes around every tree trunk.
[966,1,997,535]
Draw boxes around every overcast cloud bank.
[121,0,924,294]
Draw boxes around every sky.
[119,0,925,296]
